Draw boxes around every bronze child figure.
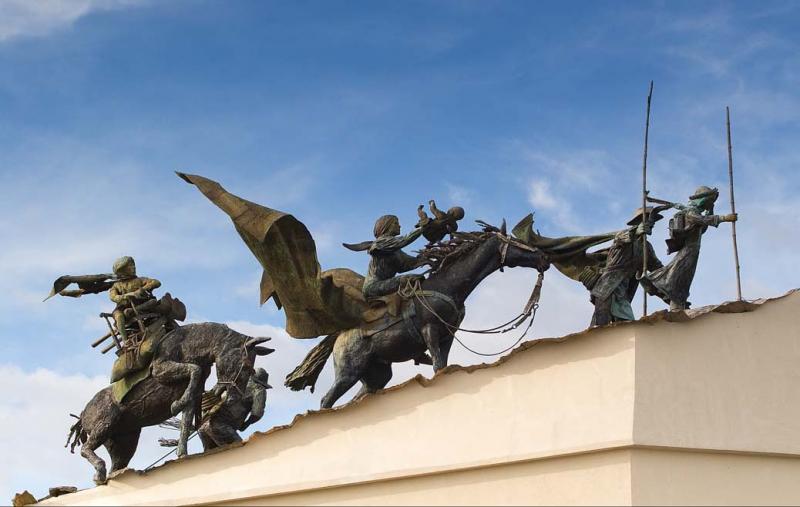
[416,199,465,245]
[642,185,738,311]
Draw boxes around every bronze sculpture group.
[47,169,738,484]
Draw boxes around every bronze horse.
[66,323,273,484]
[288,225,550,408]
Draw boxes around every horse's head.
[482,219,550,273]
[420,219,550,277]
[244,336,275,367]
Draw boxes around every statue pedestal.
[40,291,800,506]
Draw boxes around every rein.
[399,231,547,356]
[215,342,249,397]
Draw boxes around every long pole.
[726,106,743,300]
[641,81,654,316]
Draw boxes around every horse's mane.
[417,228,497,275]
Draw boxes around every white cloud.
[0,0,147,42]
[512,147,624,234]
[527,179,557,210]
[446,183,475,206]
[0,366,106,498]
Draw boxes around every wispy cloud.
[0,366,109,496]
[0,0,147,42]
[527,179,557,210]
[511,146,623,233]
[445,183,475,207]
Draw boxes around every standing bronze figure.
[642,186,738,311]
[590,207,665,326]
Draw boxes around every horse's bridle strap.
[496,232,539,269]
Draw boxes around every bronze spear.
[726,106,743,300]
[641,81,654,316]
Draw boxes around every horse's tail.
[285,333,338,392]
[65,413,86,453]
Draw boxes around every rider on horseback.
[360,214,428,301]
[109,256,161,345]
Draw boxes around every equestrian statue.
[179,173,553,409]
[47,258,274,484]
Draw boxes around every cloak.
[512,213,615,287]
[178,172,367,338]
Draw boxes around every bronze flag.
[178,172,367,338]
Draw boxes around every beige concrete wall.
[633,293,800,455]
[226,449,633,506]
[631,448,800,506]
[38,291,800,506]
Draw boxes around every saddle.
[362,293,405,323]
[356,293,409,338]
[108,294,187,402]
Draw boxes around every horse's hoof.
[170,400,183,416]
[93,470,108,486]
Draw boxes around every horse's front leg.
[177,404,194,458]
[440,334,455,366]
[151,359,203,415]
[421,323,446,371]
[151,359,203,457]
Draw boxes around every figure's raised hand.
[723,213,738,222]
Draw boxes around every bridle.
[399,229,547,356]
[496,231,544,272]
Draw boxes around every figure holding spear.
[641,105,741,311]
[641,188,738,311]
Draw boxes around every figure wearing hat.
[343,214,428,300]
[641,185,738,311]
[198,368,272,451]
[108,256,162,344]
[589,206,667,327]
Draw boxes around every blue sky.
[1,0,798,499]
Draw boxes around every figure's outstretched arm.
[142,277,161,291]
[701,213,737,227]
[374,227,424,253]
[429,199,446,219]
[691,212,736,228]
[398,226,424,248]
[396,250,427,273]
[417,204,430,225]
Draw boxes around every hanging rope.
[402,271,545,356]
[405,270,544,335]
[452,303,539,356]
